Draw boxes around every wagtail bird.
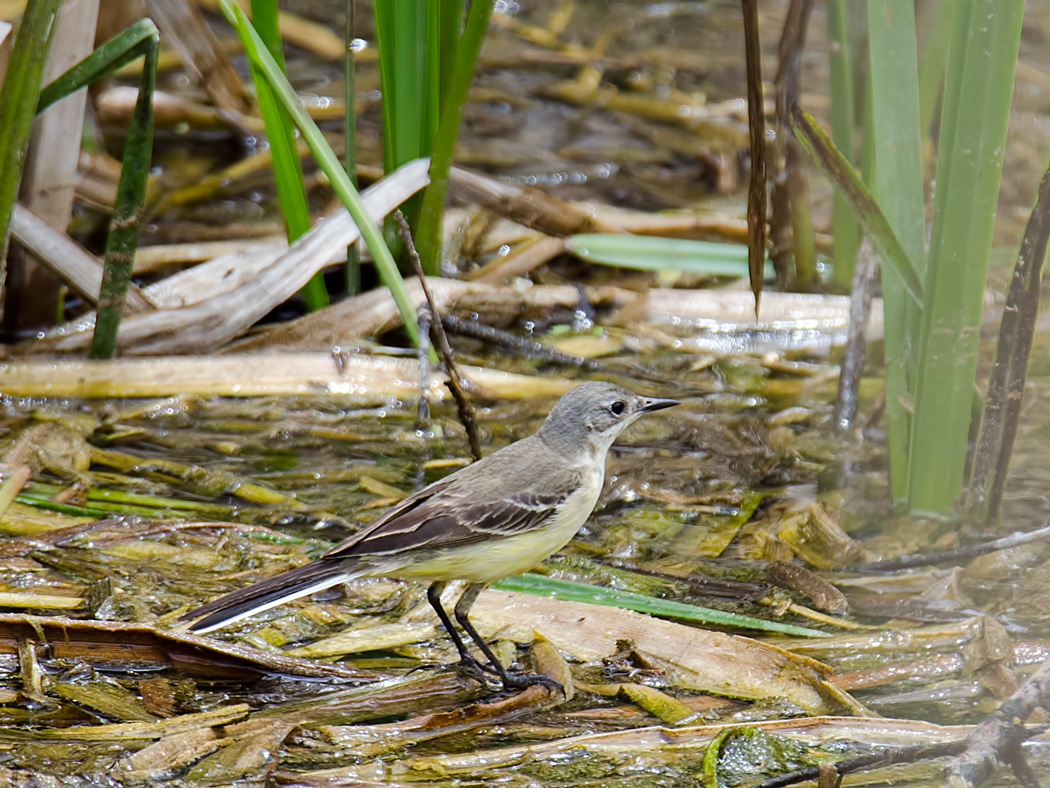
[182,381,678,691]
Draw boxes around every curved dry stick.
[943,656,1050,787]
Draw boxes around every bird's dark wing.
[323,471,579,559]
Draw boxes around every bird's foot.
[447,653,501,687]
[497,669,565,696]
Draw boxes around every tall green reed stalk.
[866,2,926,506]
[821,1,1023,515]
[0,0,62,285]
[90,31,158,359]
[0,16,160,357]
[344,1,360,295]
[220,0,422,348]
[249,0,328,311]
[824,0,858,289]
[906,2,1023,514]
[373,0,493,275]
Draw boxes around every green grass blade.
[372,1,396,175]
[867,0,927,506]
[825,0,858,288]
[37,19,159,113]
[90,42,157,359]
[23,482,230,514]
[14,494,108,517]
[436,0,461,102]
[219,0,421,348]
[0,0,62,276]
[373,0,428,173]
[565,234,773,278]
[908,1,1023,514]
[791,108,923,307]
[416,0,494,275]
[249,0,327,311]
[422,1,443,155]
[344,0,360,294]
[493,574,829,638]
[917,0,954,138]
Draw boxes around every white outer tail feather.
[189,571,358,634]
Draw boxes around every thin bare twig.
[394,211,482,462]
[748,741,967,788]
[741,0,767,313]
[771,0,816,289]
[969,160,1050,526]
[441,314,599,370]
[834,238,877,431]
[848,522,1050,573]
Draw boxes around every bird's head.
[537,381,678,457]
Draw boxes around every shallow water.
[6,0,1050,785]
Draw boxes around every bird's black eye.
[610,400,626,416]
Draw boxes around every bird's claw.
[448,654,501,687]
[498,670,565,695]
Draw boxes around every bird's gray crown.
[536,381,677,458]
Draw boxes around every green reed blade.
[565,234,773,278]
[825,0,858,288]
[908,1,1023,515]
[867,1,927,506]
[374,0,428,174]
[37,18,159,112]
[791,108,922,308]
[219,0,421,348]
[249,0,327,310]
[0,0,62,275]
[90,41,157,359]
[494,574,829,638]
[416,0,493,276]
[344,0,360,294]
[917,0,954,139]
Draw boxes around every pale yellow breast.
[385,468,604,584]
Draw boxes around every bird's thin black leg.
[454,582,564,694]
[426,582,495,683]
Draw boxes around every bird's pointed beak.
[639,396,679,413]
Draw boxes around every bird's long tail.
[180,559,362,634]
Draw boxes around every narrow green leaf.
[565,233,772,278]
[344,1,360,294]
[37,19,159,113]
[917,0,955,138]
[791,108,923,308]
[416,0,495,275]
[218,0,421,348]
[494,574,829,638]
[0,0,63,274]
[867,0,926,506]
[249,0,327,310]
[908,1,1023,514]
[23,482,226,513]
[373,0,428,173]
[14,494,108,518]
[436,0,461,102]
[90,42,157,359]
[825,0,858,287]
